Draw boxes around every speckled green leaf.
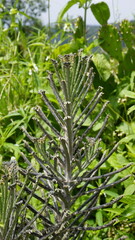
[120,20,134,49]
[99,25,123,60]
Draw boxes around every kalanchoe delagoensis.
[20,53,131,240]
[0,158,44,240]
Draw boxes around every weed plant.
[8,53,130,240]
[0,1,135,239]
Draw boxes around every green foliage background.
[0,0,135,239]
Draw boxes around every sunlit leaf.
[91,2,110,25]
[57,0,79,22]
[120,135,135,144]
[96,210,103,226]
[92,54,111,81]
[104,208,124,214]
[105,190,119,198]
[121,195,135,204]
[122,205,135,218]
[120,89,135,99]
[127,105,135,115]
[124,184,135,195]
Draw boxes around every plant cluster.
[0,1,135,239]
[0,53,132,239]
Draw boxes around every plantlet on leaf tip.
[19,52,131,239]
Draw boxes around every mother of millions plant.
[0,52,131,239]
[16,52,131,240]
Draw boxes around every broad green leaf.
[31,158,40,172]
[3,142,20,152]
[126,144,135,154]
[122,205,135,218]
[90,2,110,25]
[93,121,104,131]
[121,195,135,204]
[96,210,103,226]
[92,54,111,81]
[130,71,135,91]
[120,135,135,144]
[104,208,124,214]
[107,174,119,184]
[117,121,135,135]
[120,89,135,99]
[108,153,128,169]
[84,39,103,52]
[82,117,91,126]
[99,25,122,60]
[127,105,135,115]
[124,184,135,195]
[105,190,119,198]
[57,0,79,22]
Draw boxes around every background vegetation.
[0,0,135,239]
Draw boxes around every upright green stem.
[47,0,51,36]
[83,0,88,42]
